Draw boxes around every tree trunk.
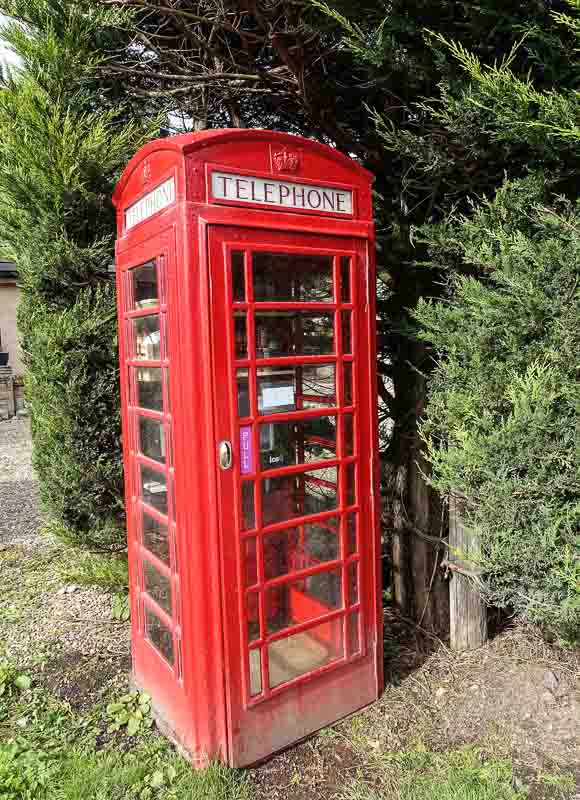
[389,339,449,635]
[448,494,488,650]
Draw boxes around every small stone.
[65,584,80,594]
[543,670,560,691]
[469,684,480,692]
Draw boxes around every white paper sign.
[212,171,353,215]
[125,177,176,231]
[262,385,295,410]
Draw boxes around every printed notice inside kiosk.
[113,130,382,768]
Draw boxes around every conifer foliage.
[416,177,580,637]
[0,2,156,547]
[415,2,580,636]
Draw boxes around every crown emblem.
[143,159,152,185]
[273,149,299,173]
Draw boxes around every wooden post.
[448,494,488,650]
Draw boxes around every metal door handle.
[218,440,233,470]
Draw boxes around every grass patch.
[56,752,250,800]
[0,667,250,800]
[0,547,63,624]
[537,771,577,796]
[342,747,531,800]
[57,550,129,593]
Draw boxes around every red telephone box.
[113,129,382,767]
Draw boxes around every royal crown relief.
[272,148,300,173]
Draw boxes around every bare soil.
[250,615,580,800]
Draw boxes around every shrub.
[0,5,157,548]
[416,175,580,637]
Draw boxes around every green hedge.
[416,176,580,639]
[0,4,156,548]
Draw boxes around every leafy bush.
[0,5,156,549]
[107,692,153,737]
[0,740,56,800]
[416,176,580,637]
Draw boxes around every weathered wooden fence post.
[448,493,488,650]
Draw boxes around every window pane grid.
[231,247,362,704]
[124,257,181,674]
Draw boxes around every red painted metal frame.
[113,129,381,769]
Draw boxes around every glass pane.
[237,369,251,418]
[132,261,158,309]
[144,606,174,665]
[232,251,245,301]
[343,362,353,406]
[142,511,170,565]
[304,466,338,517]
[136,367,163,411]
[348,611,360,655]
[257,367,295,414]
[341,312,352,354]
[268,618,344,689]
[255,312,334,358]
[133,315,161,361]
[139,416,166,463]
[247,593,260,642]
[241,481,255,531]
[141,465,168,515]
[143,559,172,615]
[259,416,337,470]
[164,367,170,409]
[258,363,336,416]
[340,256,351,303]
[266,569,342,635]
[261,466,338,526]
[264,517,340,580]
[234,312,247,359]
[346,463,356,506]
[249,649,262,697]
[244,537,258,587]
[253,252,333,302]
[343,414,354,457]
[348,562,359,605]
[347,514,357,556]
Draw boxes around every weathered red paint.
[113,130,382,767]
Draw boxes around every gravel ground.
[0,418,131,706]
[0,417,43,550]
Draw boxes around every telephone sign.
[211,171,353,214]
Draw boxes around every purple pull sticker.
[240,426,254,475]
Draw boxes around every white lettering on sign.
[212,171,353,215]
[125,177,176,231]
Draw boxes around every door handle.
[218,440,233,470]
